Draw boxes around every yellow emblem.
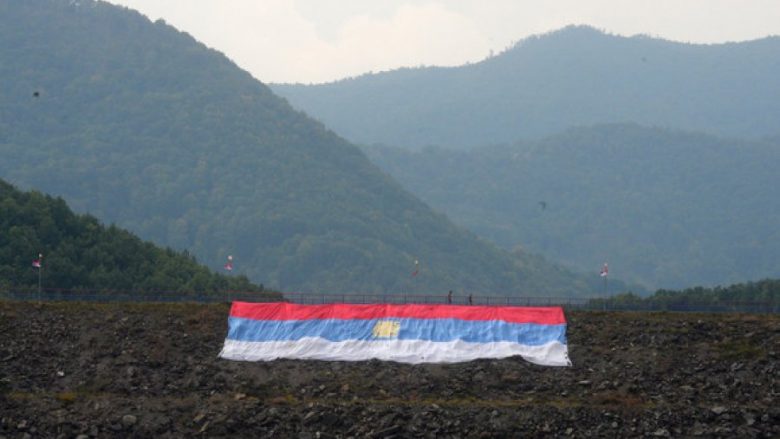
[372,320,400,338]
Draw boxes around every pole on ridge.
[37,253,43,303]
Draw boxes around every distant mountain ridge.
[272,26,780,149]
[364,124,780,290]
[0,0,618,296]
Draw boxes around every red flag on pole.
[32,254,42,268]
[224,255,233,271]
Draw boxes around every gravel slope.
[0,302,777,437]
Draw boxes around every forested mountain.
[594,279,780,308]
[0,0,621,296]
[364,124,780,290]
[0,179,270,295]
[272,26,780,149]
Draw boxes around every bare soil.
[0,302,778,438]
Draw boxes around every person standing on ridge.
[447,290,453,304]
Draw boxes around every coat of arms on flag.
[372,320,401,338]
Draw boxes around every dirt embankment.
[0,302,778,438]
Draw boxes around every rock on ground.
[0,302,778,437]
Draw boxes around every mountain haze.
[0,0,617,296]
[272,26,780,149]
[365,124,780,290]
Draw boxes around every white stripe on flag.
[219,337,571,366]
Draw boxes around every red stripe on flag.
[229,302,567,325]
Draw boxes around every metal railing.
[0,287,280,304]
[1,287,778,314]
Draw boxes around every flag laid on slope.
[219,302,571,366]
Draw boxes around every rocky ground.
[0,302,777,438]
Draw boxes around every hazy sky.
[106,0,780,84]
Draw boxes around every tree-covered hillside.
[592,279,780,309]
[364,124,780,290]
[0,0,618,296]
[0,179,270,295]
[272,26,780,149]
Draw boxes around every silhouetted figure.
[468,294,473,305]
[447,290,453,304]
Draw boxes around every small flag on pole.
[224,255,233,272]
[32,254,42,268]
[411,259,419,277]
[600,263,608,277]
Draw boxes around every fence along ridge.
[0,287,777,314]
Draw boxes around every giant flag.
[219,302,571,366]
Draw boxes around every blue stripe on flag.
[226,317,567,345]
